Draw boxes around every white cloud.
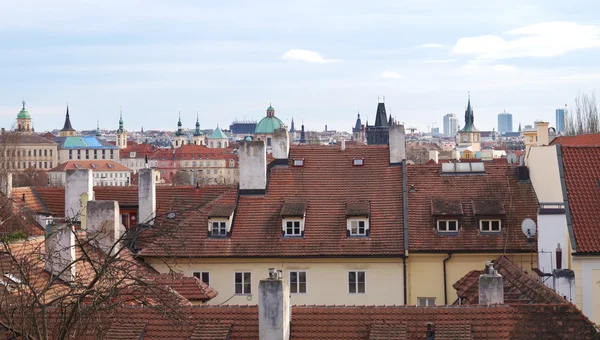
[420,43,444,48]
[281,49,339,63]
[422,59,457,64]
[492,64,517,71]
[452,22,600,60]
[379,70,403,79]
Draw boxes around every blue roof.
[54,136,118,149]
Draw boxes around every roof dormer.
[207,205,236,238]
[346,201,370,237]
[431,199,463,235]
[281,201,306,237]
[472,200,505,234]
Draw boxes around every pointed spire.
[61,104,75,132]
[117,107,124,133]
[96,119,102,137]
[22,100,25,110]
[300,122,306,144]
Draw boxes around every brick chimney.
[65,169,93,222]
[259,268,290,340]
[86,200,124,257]
[0,172,12,199]
[239,140,267,194]
[138,168,156,225]
[389,124,406,164]
[45,223,76,282]
[479,262,504,305]
[271,128,289,163]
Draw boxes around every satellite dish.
[521,218,536,237]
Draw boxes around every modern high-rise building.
[497,111,513,135]
[443,113,458,136]
[556,107,566,133]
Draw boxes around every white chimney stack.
[65,169,93,222]
[389,124,406,164]
[239,140,267,193]
[536,121,549,146]
[45,223,76,282]
[553,269,575,303]
[429,150,439,164]
[479,262,504,305]
[259,269,290,340]
[0,172,12,199]
[138,168,156,225]
[340,138,346,151]
[86,200,124,257]
[271,128,290,161]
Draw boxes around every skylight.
[441,162,485,174]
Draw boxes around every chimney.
[340,138,346,151]
[389,124,406,164]
[428,150,439,164]
[239,140,267,194]
[259,268,290,340]
[479,262,504,305]
[271,128,289,163]
[451,149,460,160]
[86,200,123,257]
[0,172,12,199]
[138,168,156,225]
[553,269,575,303]
[536,121,549,146]
[45,223,76,282]
[65,169,93,222]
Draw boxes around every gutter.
[401,159,409,304]
[443,253,452,305]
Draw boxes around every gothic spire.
[61,105,75,132]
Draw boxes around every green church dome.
[255,116,284,134]
[17,101,30,119]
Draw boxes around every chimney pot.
[65,169,93,222]
[45,223,76,282]
[479,262,504,305]
[271,128,290,161]
[259,270,290,340]
[389,125,406,164]
[86,200,123,257]
[239,140,267,193]
[138,168,157,225]
[341,139,346,151]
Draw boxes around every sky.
[1,0,600,133]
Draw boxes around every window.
[348,219,368,236]
[293,159,304,166]
[437,220,458,233]
[348,271,366,294]
[480,219,501,232]
[193,271,210,286]
[69,150,72,160]
[289,271,307,294]
[417,297,436,306]
[284,220,302,236]
[267,138,272,146]
[235,272,251,294]
[77,150,81,160]
[353,158,364,166]
[211,221,227,237]
[33,149,37,157]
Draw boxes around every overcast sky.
[1,0,599,133]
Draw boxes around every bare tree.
[13,167,49,188]
[565,92,599,136]
[171,171,189,186]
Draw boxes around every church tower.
[191,112,205,146]
[352,112,365,143]
[16,101,33,135]
[457,94,481,152]
[59,105,76,137]
[116,109,127,149]
[173,111,187,148]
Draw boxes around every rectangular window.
[289,271,307,294]
[69,150,72,160]
[193,271,210,286]
[284,220,302,236]
[235,272,251,294]
[353,158,364,166]
[33,149,37,157]
[480,219,501,232]
[211,221,227,237]
[102,150,106,159]
[348,271,366,293]
[293,159,304,166]
[437,220,458,233]
[417,297,436,306]
[349,220,367,236]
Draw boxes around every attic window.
[107,164,114,168]
[74,164,82,169]
[281,201,306,237]
[283,219,303,237]
[207,205,235,238]
[347,219,369,236]
[91,164,98,169]
[167,212,176,219]
[437,220,458,233]
[480,219,501,233]
[293,159,304,167]
[353,158,364,166]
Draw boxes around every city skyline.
[2,1,600,132]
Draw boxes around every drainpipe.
[443,253,452,305]
[401,159,409,305]
[403,257,407,304]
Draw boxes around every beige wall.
[146,257,404,306]
[527,145,563,203]
[4,144,58,170]
[407,253,535,305]
[573,256,600,325]
[58,148,120,164]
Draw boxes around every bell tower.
[457,94,481,152]
[116,109,127,149]
[16,100,33,134]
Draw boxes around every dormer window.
[437,220,458,233]
[281,201,306,237]
[431,200,463,235]
[207,205,236,238]
[353,158,364,166]
[293,159,304,167]
[346,202,370,237]
[480,219,501,233]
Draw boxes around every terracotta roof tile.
[551,133,600,146]
[208,205,236,218]
[280,201,307,217]
[49,160,132,172]
[431,199,463,216]
[560,146,600,253]
[408,164,538,252]
[346,201,370,217]
[143,273,218,302]
[472,200,506,215]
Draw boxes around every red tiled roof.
[49,160,132,172]
[551,133,600,146]
[141,145,404,258]
[407,164,538,252]
[560,146,600,253]
[453,256,566,305]
[143,273,218,302]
